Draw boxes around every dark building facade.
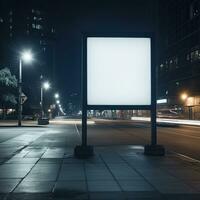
[158,0,200,119]
[0,0,56,115]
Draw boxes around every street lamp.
[18,50,33,127]
[56,100,60,104]
[54,93,59,99]
[40,81,50,118]
[181,93,188,101]
[43,82,50,90]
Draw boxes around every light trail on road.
[131,117,200,126]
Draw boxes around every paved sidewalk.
[0,144,199,200]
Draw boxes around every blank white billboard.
[87,37,151,105]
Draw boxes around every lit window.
[36,24,42,29]
[176,82,179,86]
[191,1,200,19]
[191,50,200,62]
[9,25,12,29]
[0,18,3,23]
[32,24,35,28]
[160,64,164,68]
[186,54,190,61]
[35,10,41,15]
[174,57,178,64]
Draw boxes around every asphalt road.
[0,118,200,161]
[85,119,200,161]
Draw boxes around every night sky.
[52,0,157,99]
[1,0,158,107]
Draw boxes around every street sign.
[21,92,28,104]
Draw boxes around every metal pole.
[151,33,157,146]
[81,34,87,147]
[82,106,87,146]
[151,104,157,145]
[40,87,43,118]
[18,59,22,126]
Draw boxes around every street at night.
[1,0,200,199]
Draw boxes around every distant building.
[0,0,56,115]
[158,0,200,119]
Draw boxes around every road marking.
[74,123,81,139]
[172,151,200,164]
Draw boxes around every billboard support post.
[144,35,165,156]
[74,35,94,159]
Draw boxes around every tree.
[0,68,18,119]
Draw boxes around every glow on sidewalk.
[50,119,95,125]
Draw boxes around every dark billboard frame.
[74,33,165,158]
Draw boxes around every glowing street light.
[18,50,33,127]
[54,93,59,99]
[43,81,50,90]
[181,93,188,101]
[21,50,33,63]
[56,100,60,104]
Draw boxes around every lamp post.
[40,81,50,118]
[18,50,33,127]
[54,93,60,116]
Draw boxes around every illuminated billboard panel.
[87,37,151,106]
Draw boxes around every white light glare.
[43,82,50,90]
[157,99,167,104]
[21,50,33,63]
[56,100,60,104]
[54,93,59,99]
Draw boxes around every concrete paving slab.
[107,163,144,180]
[54,181,87,193]
[58,164,85,181]
[14,181,55,193]
[87,180,121,192]
[24,164,60,181]
[0,179,21,193]
[89,192,124,200]
[6,158,39,164]
[118,180,155,192]
[0,164,33,178]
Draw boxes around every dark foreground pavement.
[0,121,200,199]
